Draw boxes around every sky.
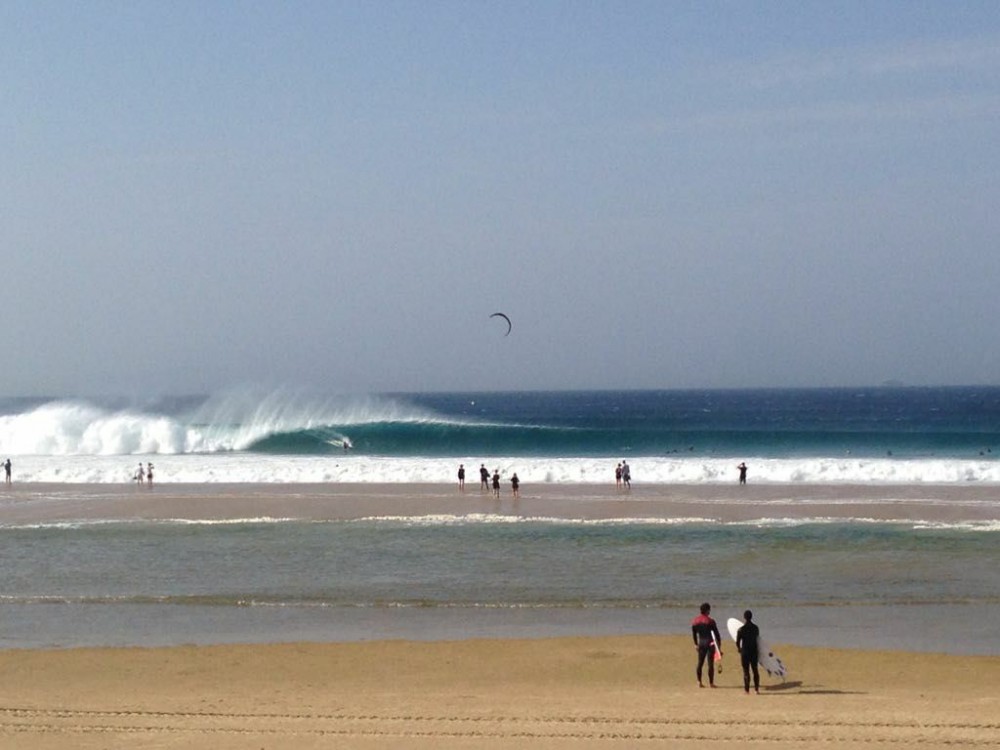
[2,1,999,396]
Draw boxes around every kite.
[490,312,512,336]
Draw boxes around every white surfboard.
[727,617,788,681]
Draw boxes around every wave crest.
[0,390,444,456]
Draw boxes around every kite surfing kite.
[490,312,512,336]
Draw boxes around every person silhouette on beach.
[736,609,761,694]
[492,469,501,498]
[146,462,154,488]
[691,602,723,688]
[615,463,622,489]
[480,464,490,491]
[3,458,10,485]
[136,463,145,485]
[510,472,519,499]
[737,462,748,485]
[621,460,631,489]
[457,464,465,491]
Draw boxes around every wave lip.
[0,392,452,457]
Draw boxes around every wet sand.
[2,481,998,525]
[1,635,997,749]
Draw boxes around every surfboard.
[727,617,787,681]
[711,629,723,672]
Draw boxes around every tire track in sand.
[0,706,996,745]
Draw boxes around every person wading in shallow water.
[691,602,723,688]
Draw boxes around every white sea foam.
[8,453,1000,485]
[349,514,718,526]
[910,520,1000,532]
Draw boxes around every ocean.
[0,387,997,653]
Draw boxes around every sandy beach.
[2,481,997,746]
[1,635,997,749]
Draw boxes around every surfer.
[736,609,761,694]
[480,464,490,491]
[691,602,723,688]
[737,462,748,484]
[457,464,465,491]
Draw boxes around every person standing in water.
[691,602,723,688]
[136,463,145,485]
[479,464,490,491]
[3,458,10,485]
[736,609,761,694]
[491,468,501,498]
[146,462,154,488]
[621,460,631,489]
[737,462,748,485]
[510,472,520,499]
[457,464,465,492]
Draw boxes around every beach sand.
[1,635,997,749]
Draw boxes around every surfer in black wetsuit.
[691,602,722,688]
[736,609,761,694]
[737,462,748,484]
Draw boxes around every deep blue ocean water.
[3,387,1000,483]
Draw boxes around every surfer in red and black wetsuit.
[691,602,723,688]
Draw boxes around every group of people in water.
[615,461,631,489]
[456,459,750,495]
[133,462,154,487]
[691,602,762,694]
[456,464,519,499]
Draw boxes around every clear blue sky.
[2,1,999,395]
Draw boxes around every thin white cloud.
[631,91,1000,137]
[734,36,1000,89]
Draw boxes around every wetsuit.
[691,613,722,686]
[736,621,760,693]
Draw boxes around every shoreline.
[1,635,997,748]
